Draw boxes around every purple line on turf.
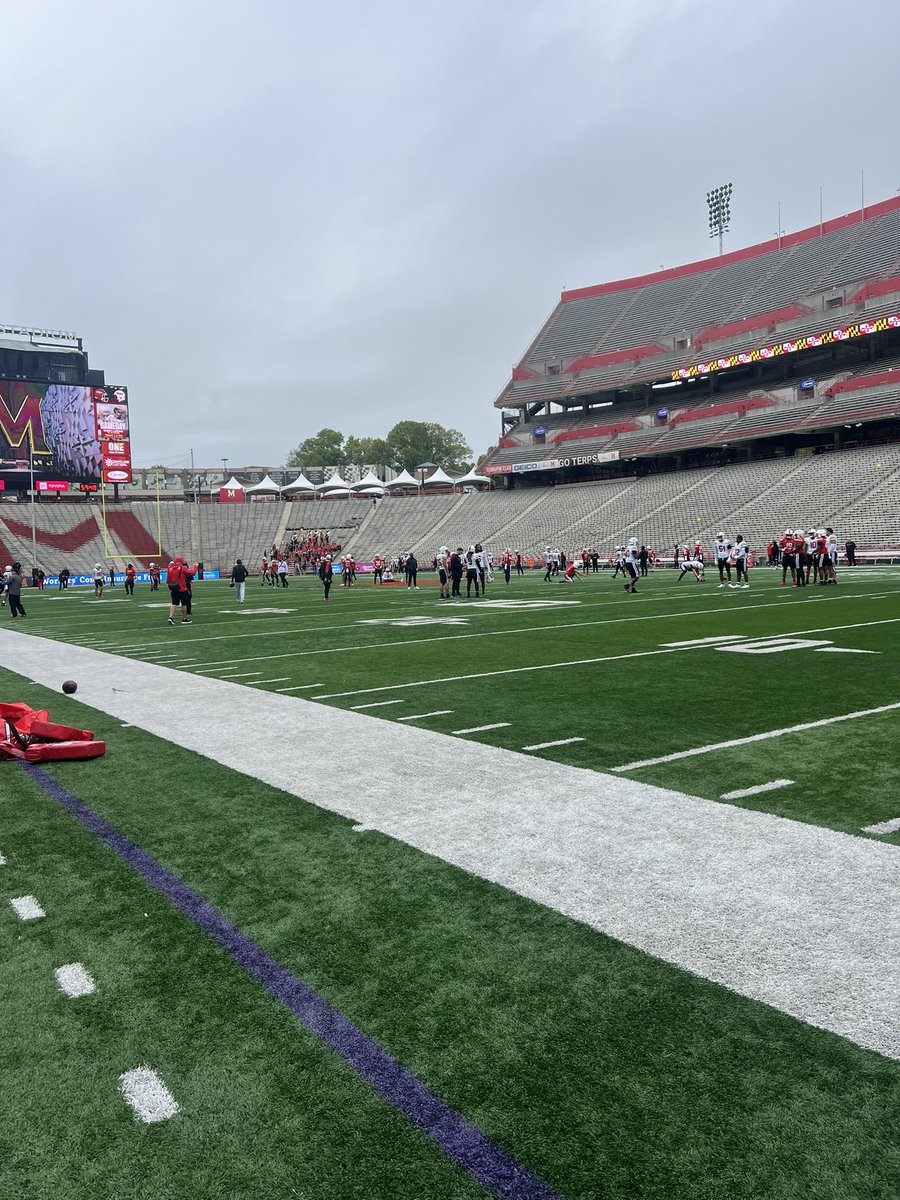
[19,762,561,1200]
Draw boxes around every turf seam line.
[613,701,900,771]
[20,763,562,1200]
[720,780,794,800]
[862,816,900,836]
[522,738,586,751]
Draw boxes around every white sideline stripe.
[862,817,900,836]
[452,723,511,735]
[250,677,291,685]
[0,852,6,866]
[118,1067,180,1123]
[55,962,96,998]
[815,647,877,654]
[397,710,454,721]
[613,702,900,771]
[350,700,405,710]
[10,895,44,920]
[275,684,323,693]
[314,615,900,700]
[4,628,900,1062]
[721,780,794,801]
[522,737,586,751]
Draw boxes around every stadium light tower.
[707,183,733,256]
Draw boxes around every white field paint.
[661,635,748,647]
[118,1067,180,1123]
[397,710,454,721]
[0,852,6,866]
[452,723,512,735]
[862,817,900,836]
[350,700,406,710]
[250,677,291,686]
[10,895,45,920]
[95,585,900,657]
[313,614,900,701]
[55,962,96,998]
[613,702,900,772]
[815,647,878,654]
[4,629,900,1062]
[275,684,323,693]
[721,780,794,801]
[214,672,263,680]
[523,737,586,751]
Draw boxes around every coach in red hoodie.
[166,557,197,626]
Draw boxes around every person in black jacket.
[230,558,249,602]
[449,548,463,599]
[405,552,418,590]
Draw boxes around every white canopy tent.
[318,471,351,492]
[421,466,456,488]
[351,469,384,491]
[221,475,245,491]
[454,467,491,487]
[281,472,317,494]
[245,474,283,494]
[384,468,419,490]
[357,486,385,496]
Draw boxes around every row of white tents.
[223,466,491,497]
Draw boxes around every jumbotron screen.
[0,381,132,486]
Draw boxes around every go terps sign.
[93,386,133,484]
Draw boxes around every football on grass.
[62,680,78,694]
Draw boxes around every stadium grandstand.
[485,195,900,481]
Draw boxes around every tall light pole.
[29,439,36,567]
[221,457,228,480]
[707,183,733,256]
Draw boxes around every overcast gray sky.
[1,0,898,469]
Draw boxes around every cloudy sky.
[1,0,898,469]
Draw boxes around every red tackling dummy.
[0,702,106,762]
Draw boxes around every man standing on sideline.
[405,552,419,589]
[277,558,289,587]
[124,563,136,596]
[6,563,26,618]
[449,547,463,598]
[230,558,248,602]
[166,557,195,625]
[319,554,334,601]
[845,537,856,566]
[639,545,649,577]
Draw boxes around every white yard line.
[250,677,291,686]
[10,895,45,920]
[54,962,96,998]
[314,615,900,700]
[350,700,406,710]
[522,737,586,751]
[614,703,900,771]
[397,710,454,721]
[862,817,900,836]
[721,780,794,801]
[452,723,512,735]
[118,1067,180,1123]
[214,671,263,680]
[4,628,900,1062]
[275,684,323,693]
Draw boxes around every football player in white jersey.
[436,546,450,600]
[623,537,640,594]
[714,533,732,587]
[677,554,704,583]
[728,535,750,588]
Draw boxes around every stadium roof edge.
[560,194,900,303]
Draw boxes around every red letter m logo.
[0,383,49,454]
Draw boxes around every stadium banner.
[36,480,69,493]
[484,449,620,475]
[41,570,221,587]
[219,486,244,503]
[93,386,132,484]
[672,312,900,380]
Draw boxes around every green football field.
[1,565,899,1199]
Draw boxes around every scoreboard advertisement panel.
[0,381,132,486]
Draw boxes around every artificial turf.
[2,563,900,1200]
